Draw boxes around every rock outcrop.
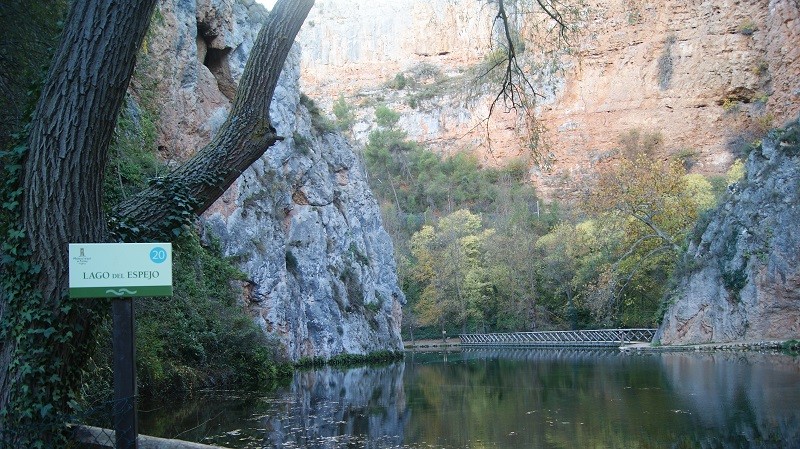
[656,118,800,344]
[137,0,404,361]
[298,0,800,199]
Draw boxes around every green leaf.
[8,228,25,239]
[39,403,53,418]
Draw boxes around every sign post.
[112,297,137,448]
[69,243,173,449]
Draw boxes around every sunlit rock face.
[138,0,404,361]
[656,119,800,344]
[298,0,800,199]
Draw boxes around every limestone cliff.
[298,0,800,199]
[136,0,404,361]
[656,118,800,344]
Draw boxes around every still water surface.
[140,349,800,448]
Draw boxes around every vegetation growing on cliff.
[84,9,294,404]
[361,124,727,336]
[83,234,289,403]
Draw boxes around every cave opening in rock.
[197,20,236,100]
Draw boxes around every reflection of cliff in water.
[659,352,800,447]
[263,362,408,448]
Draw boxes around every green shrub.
[332,93,355,130]
[738,19,757,35]
[82,233,291,402]
[389,73,407,90]
[375,104,400,128]
[295,351,404,369]
[293,131,311,155]
[137,234,289,394]
[104,97,163,207]
[300,93,336,134]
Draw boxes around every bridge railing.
[459,329,657,347]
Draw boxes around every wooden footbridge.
[459,329,657,348]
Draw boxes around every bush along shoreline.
[295,350,405,370]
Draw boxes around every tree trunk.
[23,0,158,306]
[1,0,314,441]
[1,0,158,436]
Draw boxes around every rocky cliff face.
[656,118,800,344]
[295,0,800,345]
[138,0,404,361]
[298,0,800,199]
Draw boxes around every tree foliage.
[410,210,496,332]
[581,134,717,326]
[332,93,355,131]
[378,124,725,337]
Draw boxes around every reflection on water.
[140,349,800,448]
[140,364,408,448]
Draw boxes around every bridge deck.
[460,329,657,347]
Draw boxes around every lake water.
[140,348,800,448]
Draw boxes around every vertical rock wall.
[656,118,800,344]
[138,0,404,361]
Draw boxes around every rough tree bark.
[1,0,158,431]
[0,0,314,441]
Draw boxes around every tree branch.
[482,0,573,162]
[113,0,315,238]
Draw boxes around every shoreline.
[620,340,795,353]
[404,338,462,351]
[404,339,798,353]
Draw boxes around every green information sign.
[68,243,173,298]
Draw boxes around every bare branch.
[481,0,575,163]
